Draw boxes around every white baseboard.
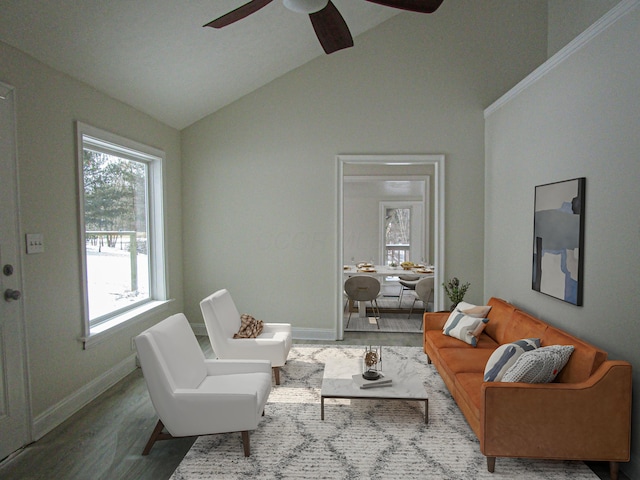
[291,327,337,341]
[190,323,337,341]
[32,353,138,441]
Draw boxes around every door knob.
[4,289,21,302]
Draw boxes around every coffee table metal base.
[321,395,428,424]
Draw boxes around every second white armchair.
[200,289,292,385]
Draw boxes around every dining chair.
[407,276,435,318]
[344,275,382,329]
[200,289,292,385]
[397,274,420,307]
[134,313,272,457]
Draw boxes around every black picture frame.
[532,177,586,306]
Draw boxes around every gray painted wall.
[484,3,640,476]
[0,41,183,430]
[548,0,622,56]
[181,1,548,336]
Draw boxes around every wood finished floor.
[0,332,625,480]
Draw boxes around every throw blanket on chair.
[234,314,264,338]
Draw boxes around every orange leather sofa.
[423,297,632,480]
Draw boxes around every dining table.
[343,264,434,317]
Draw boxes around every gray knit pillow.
[484,338,541,382]
[501,345,574,383]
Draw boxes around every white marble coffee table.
[320,356,428,424]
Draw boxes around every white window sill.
[80,299,174,349]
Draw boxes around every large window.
[77,123,167,344]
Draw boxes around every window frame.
[76,122,169,348]
[378,200,425,266]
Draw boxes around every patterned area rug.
[170,345,597,480]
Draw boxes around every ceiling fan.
[204,0,444,54]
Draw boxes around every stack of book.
[352,374,392,389]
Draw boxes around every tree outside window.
[385,207,411,264]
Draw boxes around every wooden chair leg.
[143,419,252,458]
[610,461,619,480]
[486,456,496,473]
[142,419,167,455]
[273,366,280,385]
[241,431,250,457]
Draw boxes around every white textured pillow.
[483,338,540,382]
[501,345,575,383]
[443,313,489,347]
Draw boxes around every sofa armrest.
[423,312,450,331]
[480,360,632,462]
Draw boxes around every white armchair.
[200,289,292,385]
[134,313,272,457]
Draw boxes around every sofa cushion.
[439,348,496,374]
[425,330,498,352]
[501,309,548,345]
[483,338,541,382]
[484,297,516,342]
[542,327,607,383]
[501,345,574,383]
[456,372,483,418]
[443,313,489,346]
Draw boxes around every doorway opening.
[337,154,445,340]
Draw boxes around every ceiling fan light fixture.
[283,0,329,14]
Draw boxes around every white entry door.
[0,82,30,460]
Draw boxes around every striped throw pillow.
[443,313,489,347]
[483,338,541,382]
[455,301,492,318]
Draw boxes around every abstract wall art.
[532,177,585,306]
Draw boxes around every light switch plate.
[26,233,44,254]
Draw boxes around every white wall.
[0,41,183,435]
[181,0,548,336]
[343,163,435,265]
[484,2,640,476]
[344,177,430,265]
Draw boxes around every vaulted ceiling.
[0,1,423,129]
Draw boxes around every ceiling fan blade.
[364,0,444,14]
[204,0,274,28]
[309,1,354,54]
